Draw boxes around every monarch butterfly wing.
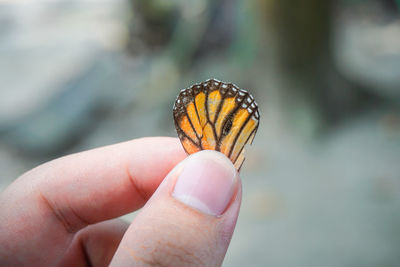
[174,79,259,170]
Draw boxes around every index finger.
[2,137,186,233]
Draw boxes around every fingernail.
[172,150,238,216]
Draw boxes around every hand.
[0,137,241,266]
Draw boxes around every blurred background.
[1,0,400,266]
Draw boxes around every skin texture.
[0,137,242,266]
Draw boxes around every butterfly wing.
[173,79,259,170]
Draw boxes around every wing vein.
[232,126,258,164]
[228,99,257,158]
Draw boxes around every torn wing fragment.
[173,79,259,170]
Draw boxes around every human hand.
[0,137,241,266]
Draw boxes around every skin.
[0,137,242,266]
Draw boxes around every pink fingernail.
[172,150,238,216]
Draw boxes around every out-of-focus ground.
[1,0,400,266]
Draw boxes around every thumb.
[110,150,242,267]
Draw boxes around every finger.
[110,150,242,267]
[3,137,185,231]
[59,219,129,267]
[0,137,186,265]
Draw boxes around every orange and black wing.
[173,79,259,170]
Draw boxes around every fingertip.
[172,150,238,216]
